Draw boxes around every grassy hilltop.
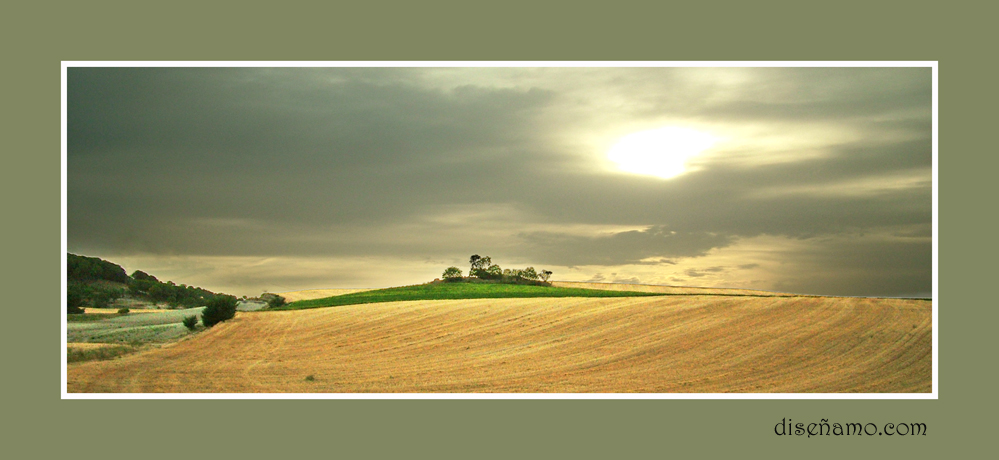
[274,280,667,310]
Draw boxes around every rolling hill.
[66,283,931,393]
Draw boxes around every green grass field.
[272,281,668,310]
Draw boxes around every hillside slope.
[67,294,931,393]
[276,288,375,303]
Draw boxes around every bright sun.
[607,127,717,179]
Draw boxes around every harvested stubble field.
[66,289,931,393]
[552,281,799,296]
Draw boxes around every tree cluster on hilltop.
[67,253,130,284]
[127,269,218,307]
[67,253,231,313]
[441,255,553,286]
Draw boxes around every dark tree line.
[127,274,217,308]
[67,253,231,313]
[67,253,130,284]
[441,255,553,285]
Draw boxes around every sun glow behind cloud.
[607,127,718,179]
[67,66,933,298]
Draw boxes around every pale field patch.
[67,342,122,350]
[67,295,931,393]
[276,288,375,302]
[68,307,206,343]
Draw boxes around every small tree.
[182,315,199,331]
[442,266,463,281]
[539,270,553,282]
[470,255,493,278]
[202,295,238,327]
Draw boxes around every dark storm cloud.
[68,67,560,252]
[769,235,932,298]
[67,66,932,297]
[69,67,554,164]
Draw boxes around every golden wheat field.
[66,288,932,393]
[552,281,798,296]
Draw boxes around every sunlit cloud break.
[66,65,932,298]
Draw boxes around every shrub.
[486,264,502,278]
[442,266,463,281]
[202,295,238,327]
[267,295,287,309]
[117,308,130,315]
[182,315,199,331]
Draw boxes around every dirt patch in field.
[67,296,931,393]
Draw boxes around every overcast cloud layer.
[67,66,932,297]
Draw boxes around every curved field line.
[67,296,931,393]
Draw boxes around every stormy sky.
[66,65,933,298]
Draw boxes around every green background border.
[10,1,989,457]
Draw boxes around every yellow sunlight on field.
[67,293,931,393]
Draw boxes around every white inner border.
[62,61,939,400]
